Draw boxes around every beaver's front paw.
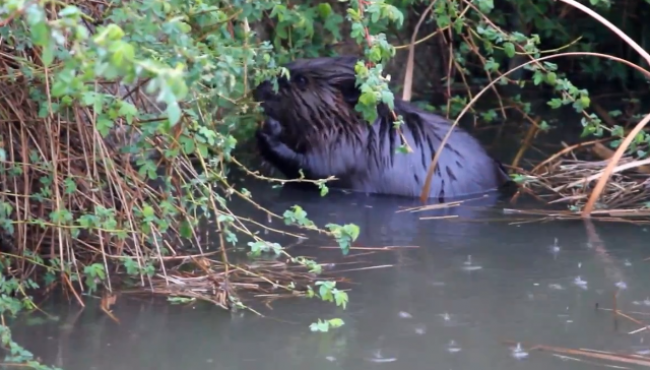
[256,119,281,151]
[255,117,301,175]
[261,117,283,138]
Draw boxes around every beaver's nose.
[253,80,275,102]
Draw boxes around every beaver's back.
[357,101,510,200]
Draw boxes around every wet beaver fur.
[253,56,512,201]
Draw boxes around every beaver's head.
[253,56,367,150]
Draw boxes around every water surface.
[12,180,650,370]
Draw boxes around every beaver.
[253,56,512,201]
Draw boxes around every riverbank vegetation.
[3,0,650,368]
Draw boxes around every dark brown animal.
[253,56,512,201]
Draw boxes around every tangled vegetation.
[3,0,650,367]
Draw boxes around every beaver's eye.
[293,74,308,89]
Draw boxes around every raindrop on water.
[511,343,529,360]
[549,238,561,256]
[436,312,467,327]
[447,340,461,353]
[461,255,482,271]
[573,276,588,290]
[364,349,397,363]
[398,311,413,319]
[414,324,426,335]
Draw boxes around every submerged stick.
[503,341,650,367]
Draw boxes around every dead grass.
[0,0,340,311]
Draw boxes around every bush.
[0,0,401,367]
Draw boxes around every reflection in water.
[11,180,650,370]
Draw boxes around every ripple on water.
[413,324,427,335]
[510,343,528,360]
[363,349,398,363]
[548,238,561,258]
[461,255,483,272]
[437,312,471,328]
[447,340,461,354]
[398,311,413,319]
[573,276,588,290]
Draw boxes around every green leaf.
[96,117,114,137]
[358,91,377,106]
[328,318,345,328]
[166,102,182,126]
[30,21,50,47]
[309,319,330,332]
[118,102,137,124]
[180,137,196,155]
[141,203,154,219]
[317,3,332,18]
[503,42,516,58]
[546,72,557,85]
[42,41,54,67]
